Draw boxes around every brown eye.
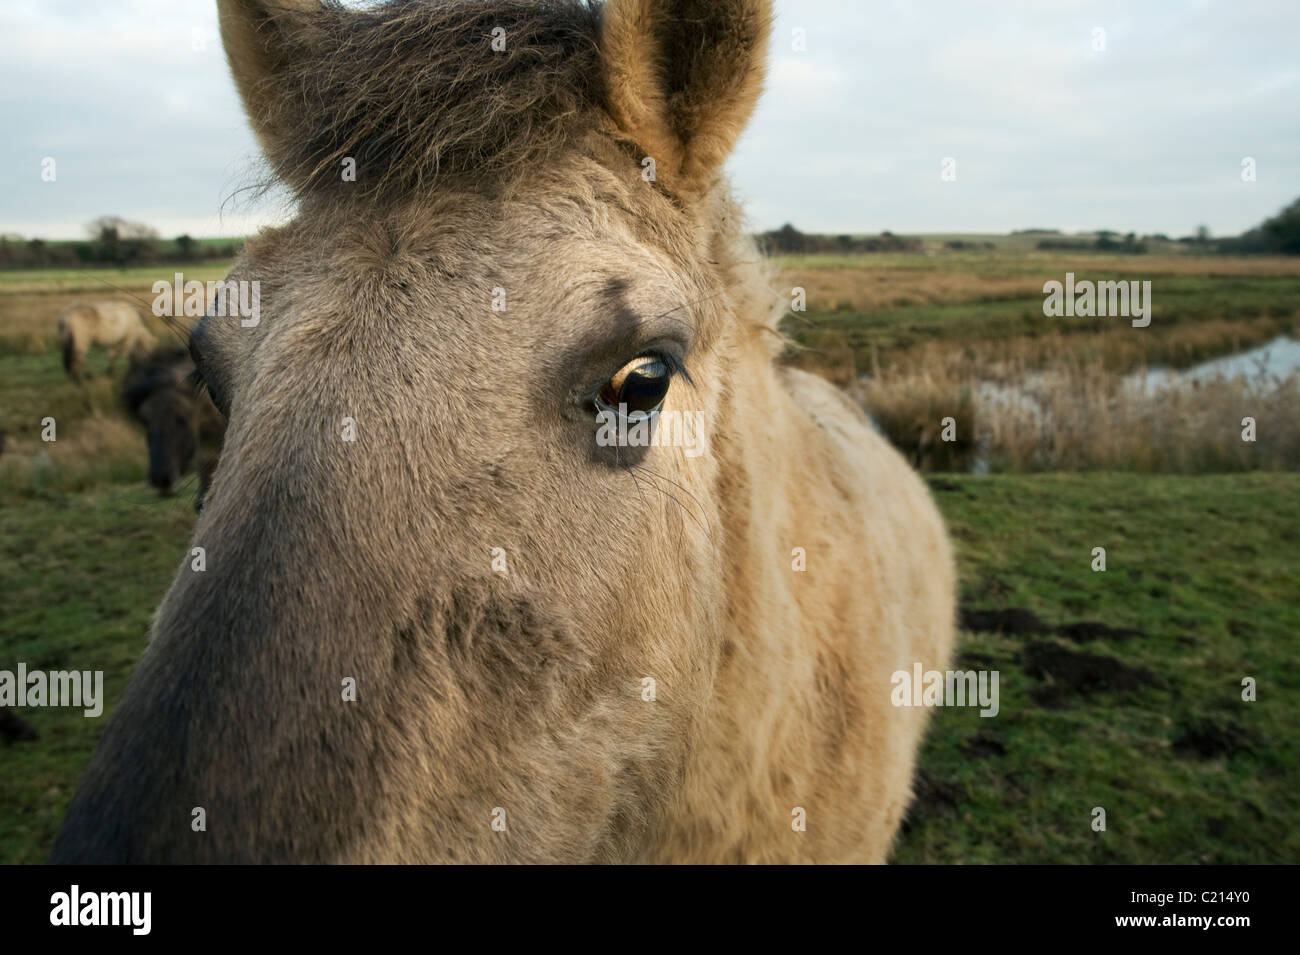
[598,355,672,416]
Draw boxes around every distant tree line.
[1216,197,1300,254]
[752,197,1300,258]
[0,216,241,269]
[9,199,1295,269]
[757,224,923,254]
[1037,231,1149,254]
[1034,198,1300,256]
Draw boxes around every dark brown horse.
[122,348,225,509]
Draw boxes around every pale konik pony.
[57,301,157,380]
[53,0,954,863]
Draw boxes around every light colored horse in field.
[53,0,954,864]
[57,301,156,380]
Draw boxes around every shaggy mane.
[257,0,604,198]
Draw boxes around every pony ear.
[601,0,771,195]
[216,0,322,177]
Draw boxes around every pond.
[1127,335,1300,393]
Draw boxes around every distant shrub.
[757,224,921,255]
[1094,231,1147,254]
[85,215,161,266]
[1036,238,1091,251]
[847,360,1300,474]
[1217,197,1300,255]
[0,222,245,270]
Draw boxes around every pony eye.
[597,355,673,416]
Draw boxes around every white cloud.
[1,0,1297,239]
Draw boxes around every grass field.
[0,264,234,294]
[774,250,1300,374]
[774,250,1300,472]
[897,472,1298,863]
[1,248,1296,863]
[2,471,1293,863]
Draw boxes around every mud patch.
[1172,718,1259,759]
[961,603,1144,642]
[957,650,1003,668]
[1021,641,1161,707]
[926,477,970,496]
[960,729,1006,759]
[0,709,38,744]
[960,606,1050,636]
[1056,621,1143,642]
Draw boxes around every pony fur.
[53,0,954,864]
[218,0,605,199]
[601,0,771,193]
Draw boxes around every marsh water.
[1127,335,1300,393]
[967,336,1300,473]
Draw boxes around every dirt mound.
[1172,718,1259,759]
[960,606,1051,636]
[961,603,1144,642]
[1021,641,1161,706]
[0,710,38,744]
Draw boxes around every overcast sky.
[1,0,1296,239]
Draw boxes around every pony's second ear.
[216,0,321,178]
[601,0,771,196]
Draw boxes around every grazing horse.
[57,302,157,380]
[122,348,226,508]
[53,0,954,863]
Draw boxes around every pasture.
[778,249,1300,472]
[1,249,1296,863]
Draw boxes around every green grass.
[0,263,235,294]
[0,352,150,504]
[894,472,1300,863]
[1,473,1294,863]
[0,490,197,864]
[783,273,1300,372]
[0,351,120,438]
[769,248,1259,275]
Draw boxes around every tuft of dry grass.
[0,412,148,500]
[778,250,1300,472]
[847,359,1300,473]
[853,318,1296,380]
[784,270,1044,311]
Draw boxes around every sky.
[1,0,1296,240]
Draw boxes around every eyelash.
[588,349,693,413]
[640,349,693,387]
